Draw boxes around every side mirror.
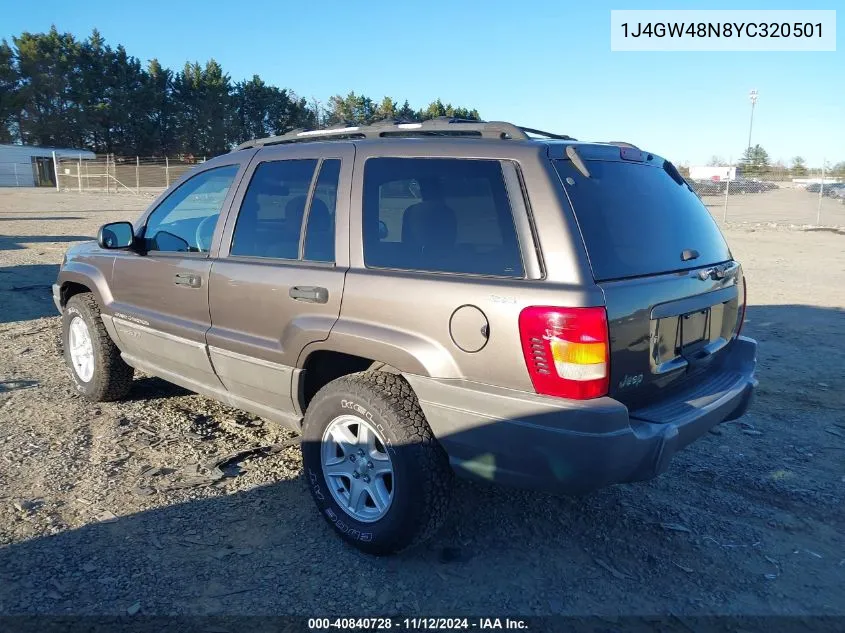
[378,220,389,240]
[98,222,135,250]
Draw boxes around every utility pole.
[746,89,759,153]
[817,159,825,225]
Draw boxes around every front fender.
[57,259,115,311]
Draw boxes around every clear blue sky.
[3,0,842,166]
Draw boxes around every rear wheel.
[62,293,134,402]
[301,372,452,555]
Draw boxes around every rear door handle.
[173,273,202,288]
[289,286,328,303]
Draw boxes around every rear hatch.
[551,145,745,411]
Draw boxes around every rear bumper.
[406,336,757,494]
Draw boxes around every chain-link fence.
[681,163,844,227]
[48,152,845,227]
[54,154,207,195]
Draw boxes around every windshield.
[555,158,732,282]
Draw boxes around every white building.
[688,165,738,182]
[0,144,95,188]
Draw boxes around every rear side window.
[554,159,732,281]
[362,158,524,277]
[231,159,317,259]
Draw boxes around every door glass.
[230,159,318,259]
[144,164,239,253]
[362,158,524,277]
[303,159,341,263]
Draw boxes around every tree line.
[0,27,481,157]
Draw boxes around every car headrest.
[285,195,309,225]
[401,201,457,250]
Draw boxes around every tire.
[302,371,453,555]
[62,293,134,402]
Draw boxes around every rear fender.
[296,319,461,379]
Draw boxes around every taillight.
[518,306,610,400]
[736,275,747,336]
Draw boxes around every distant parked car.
[805,183,827,193]
[727,178,764,194]
[822,183,845,197]
[689,179,724,196]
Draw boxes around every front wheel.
[62,293,134,402]
[302,372,453,555]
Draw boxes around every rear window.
[554,159,731,281]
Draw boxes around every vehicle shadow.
[0,439,637,617]
[0,304,842,618]
[123,376,192,402]
[0,264,60,324]
[0,235,91,251]
[0,216,86,222]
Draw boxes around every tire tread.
[65,293,134,401]
[306,371,452,553]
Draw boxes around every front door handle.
[289,286,328,303]
[174,273,202,288]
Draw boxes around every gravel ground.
[701,185,845,227]
[0,189,843,617]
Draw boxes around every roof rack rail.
[234,118,575,150]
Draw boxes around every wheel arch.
[294,345,431,417]
[58,263,113,310]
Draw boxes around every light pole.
[746,89,759,152]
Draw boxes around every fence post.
[723,172,730,222]
[52,151,60,191]
[165,156,170,187]
[105,154,110,194]
[85,161,89,190]
[817,160,825,225]
[136,156,140,194]
[78,155,83,193]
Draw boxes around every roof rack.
[234,117,575,150]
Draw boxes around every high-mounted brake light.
[736,276,747,336]
[518,306,609,400]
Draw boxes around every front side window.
[230,159,318,259]
[362,158,524,277]
[144,164,239,253]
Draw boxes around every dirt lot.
[0,189,843,618]
[702,185,845,227]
